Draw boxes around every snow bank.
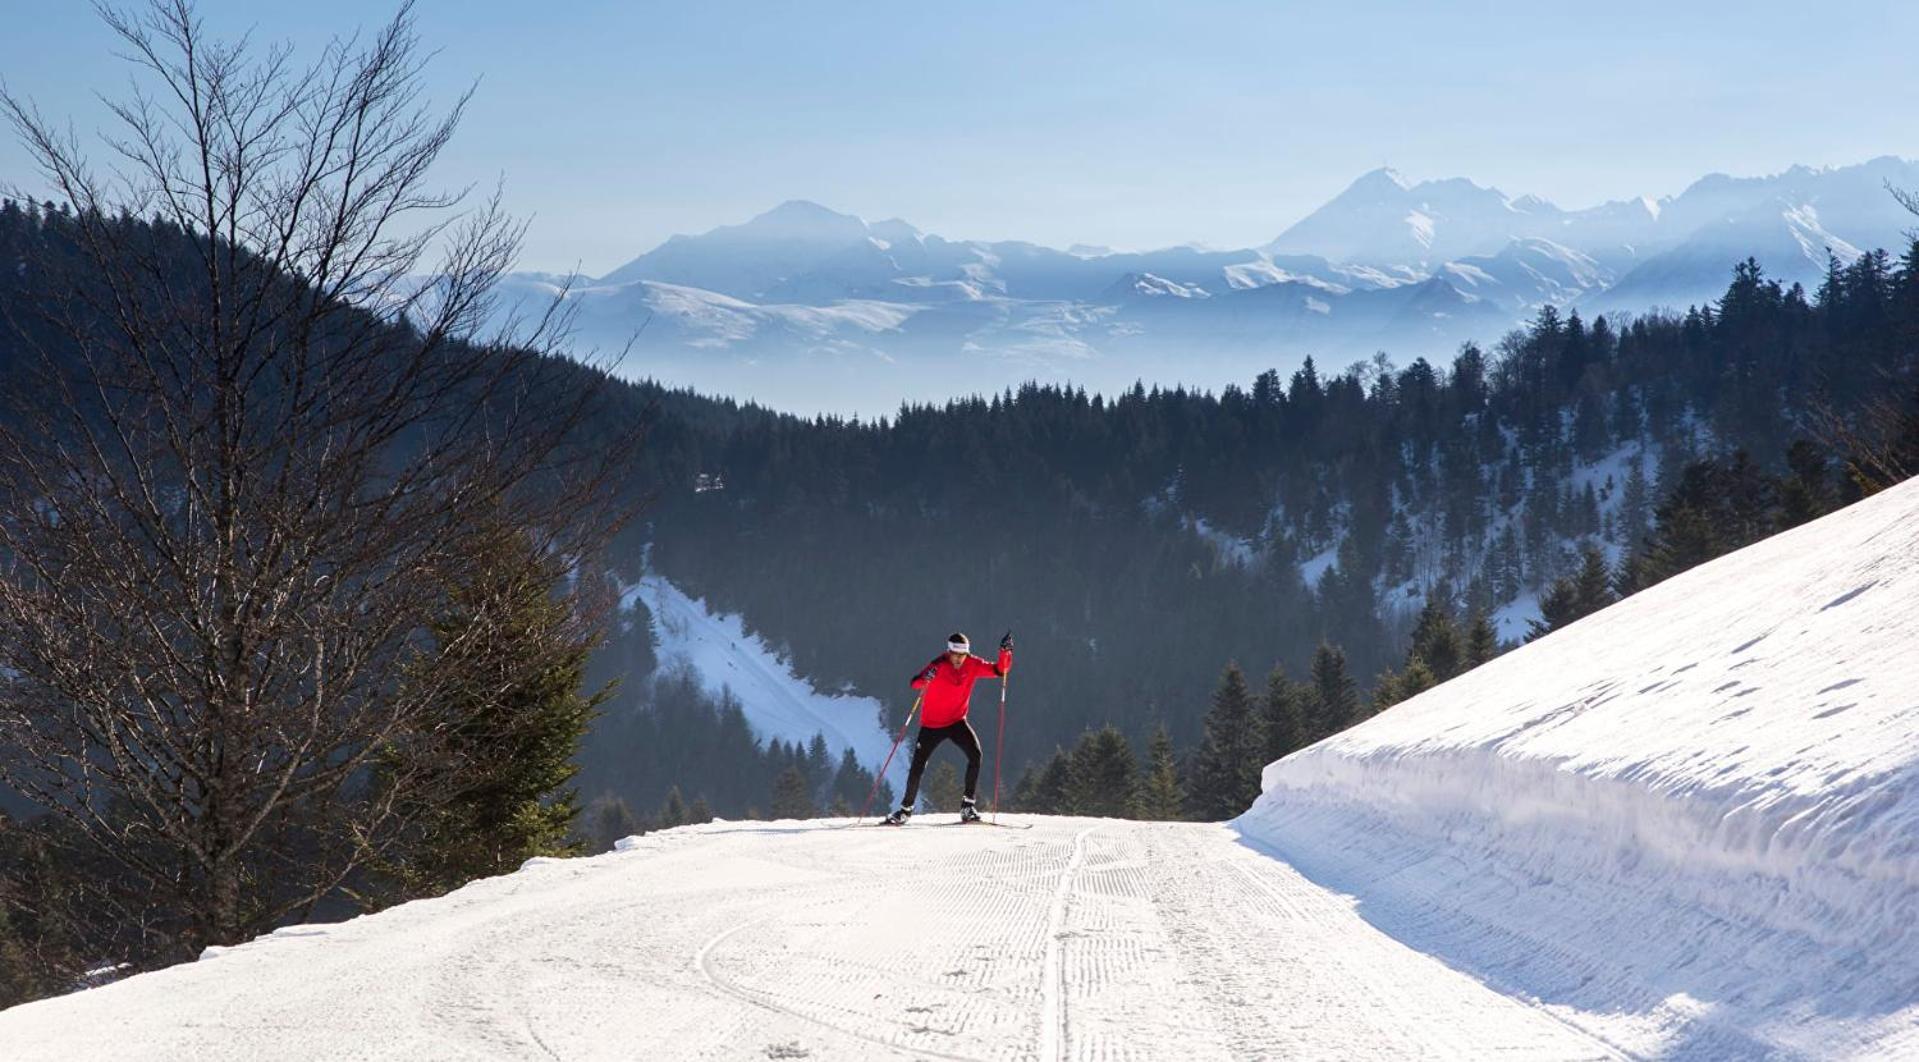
[1240,479,1919,1059]
[623,576,905,789]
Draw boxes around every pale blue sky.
[3,1,1914,275]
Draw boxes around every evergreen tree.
[1635,454,1777,586]
[1619,457,1652,545]
[1370,668,1401,711]
[1064,727,1140,818]
[1529,546,1617,641]
[658,787,689,829]
[770,766,817,819]
[925,761,964,812]
[1261,666,1306,762]
[1776,439,1833,529]
[1306,643,1360,740]
[1399,656,1438,704]
[830,747,875,809]
[688,797,715,825]
[805,734,833,797]
[368,529,609,905]
[1186,664,1268,820]
[1407,587,1465,681]
[1463,608,1499,668]
[583,792,642,853]
[1133,726,1184,820]
[1013,749,1072,813]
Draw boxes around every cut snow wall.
[1239,479,1919,1059]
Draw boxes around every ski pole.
[856,690,924,824]
[992,672,1008,823]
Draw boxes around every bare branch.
[0,0,634,960]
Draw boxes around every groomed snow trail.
[0,818,1614,1061]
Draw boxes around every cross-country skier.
[884,631,1014,825]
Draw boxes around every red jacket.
[910,649,1012,728]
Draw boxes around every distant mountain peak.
[753,199,860,224]
[1346,166,1412,195]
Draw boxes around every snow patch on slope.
[623,576,904,788]
[1241,479,1919,1059]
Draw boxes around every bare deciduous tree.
[0,0,627,959]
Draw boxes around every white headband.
[946,640,969,653]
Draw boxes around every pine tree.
[1009,766,1043,812]
[1370,668,1402,712]
[770,766,816,819]
[831,747,873,809]
[1407,588,1464,681]
[1012,749,1072,813]
[925,761,964,812]
[1186,664,1268,820]
[658,786,689,829]
[1775,439,1832,529]
[1528,546,1617,641]
[1619,457,1652,545]
[1063,727,1139,818]
[1463,608,1499,668]
[1307,643,1360,741]
[584,792,641,853]
[688,797,714,825]
[1262,666,1306,761]
[1393,657,1437,707]
[368,528,608,904]
[1133,726,1184,820]
[805,734,832,797]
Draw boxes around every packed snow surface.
[0,819,1617,1060]
[624,575,904,789]
[6,488,1915,1060]
[1242,478,1919,1059]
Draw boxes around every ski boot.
[882,807,912,826]
[959,800,982,824]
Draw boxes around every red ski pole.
[856,690,923,824]
[992,672,1008,823]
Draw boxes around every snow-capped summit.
[1266,169,1566,268]
[734,199,870,242]
[597,200,896,298]
[1347,165,1413,194]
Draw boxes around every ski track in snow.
[1038,825,1094,1061]
[0,819,1616,1061]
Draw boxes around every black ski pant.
[900,720,982,808]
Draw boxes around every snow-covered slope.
[5,487,1915,1058]
[1240,478,1919,1059]
[623,575,904,789]
[0,819,1621,1060]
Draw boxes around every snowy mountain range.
[516,157,1919,414]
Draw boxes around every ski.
[935,819,1033,829]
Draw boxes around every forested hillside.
[629,243,1919,788]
